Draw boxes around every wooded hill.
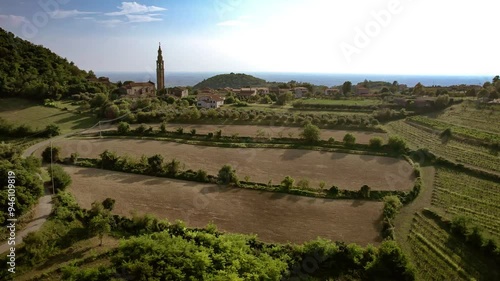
[193,73,267,89]
[0,28,112,100]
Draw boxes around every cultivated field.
[386,120,500,173]
[432,168,500,239]
[164,123,387,143]
[46,139,416,190]
[433,101,500,135]
[408,212,497,281]
[65,166,384,245]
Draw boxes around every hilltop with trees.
[193,73,267,89]
[0,28,113,100]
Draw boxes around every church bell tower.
[156,43,165,92]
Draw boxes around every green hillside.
[193,73,267,89]
[0,28,111,100]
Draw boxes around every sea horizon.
[96,71,493,88]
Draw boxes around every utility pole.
[50,140,55,195]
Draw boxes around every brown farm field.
[164,123,388,144]
[65,166,384,245]
[45,138,415,190]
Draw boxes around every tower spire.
[156,42,165,92]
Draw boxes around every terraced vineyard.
[386,121,499,173]
[408,115,500,143]
[432,168,500,239]
[407,212,498,281]
[435,101,500,135]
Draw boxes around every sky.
[0,0,498,76]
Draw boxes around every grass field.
[43,138,416,191]
[407,211,498,281]
[0,98,97,134]
[432,168,500,239]
[66,166,384,245]
[386,120,500,173]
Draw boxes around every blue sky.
[0,0,498,75]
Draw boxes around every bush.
[117,121,130,134]
[359,185,371,198]
[42,145,61,163]
[195,169,208,182]
[300,123,321,143]
[48,164,72,192]
[281,176,294,190]
[296,179,310,190]
[217,164,239,185]
[387,136,408,154]
[343,133,356,146]
[166,158,182,175]
[44,124,61,137]
[369,137,383,149]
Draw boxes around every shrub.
[160,122,167,133]
[195,169,208,182]
[217,164,239,185]
[343,133,356,146]
[369,137,383,149]
[296,179,310,190]
[48,164,72,192]
[300,122,321,143]
[70,152,79,164]
[134,124,147,134]
[387,136,408,154]
[99,150,119,170]
[190,129,197,135]
[359,185,371,198]
[44,124,61,137]
[42,145,61,163]
[166,158,182,175]
[281,176,294,190]
[176,127,184,134]
[117,121,130,134]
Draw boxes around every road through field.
[66,166,384,245]
[45,138,415,191]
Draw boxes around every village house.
[237,88,257,99]
[123,81,156,97]
[255,87,270,94]
[355,86,370,95]
[293,87,308,98]
[197,95,225,109]
[325,88,340,95]
[170,87,188,98]
[199,87,218,95]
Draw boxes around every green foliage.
[300,122,321,143]
[166,158,182,175]
[44,124,61,138]
[89,213,111,246]
[343,133,356,146]
[41,145,61,163]
[369,137,383,149]
[387,136,408,154]
[61,265,116,281]
[99,150,119,170]
[48,164,72,192]
[342,81,352,94]
[0,28,113,100]
[296,179,310,190]
[117,121,130,134]
[281,176,294,190]
[147,154,164,175]
[359,185,371,198]
[112,230,289,280]
[193,73,266,89]
[102,198,116,211]
[217,164,239,185]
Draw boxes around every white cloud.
[0,14,27,27]
[49,9,99,19]
[126,14,162,23]
[106,2,167,16]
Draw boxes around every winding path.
[0,135,70,254]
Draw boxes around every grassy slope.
[0,98,97,134]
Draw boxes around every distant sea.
[97,72,492,87]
